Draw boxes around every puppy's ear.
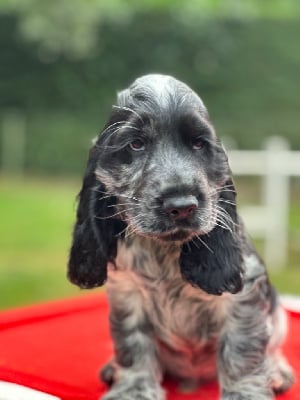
[67,145,126,289]
[179,179,243,295]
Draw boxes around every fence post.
[263,136,290,269]
[1,110,26,175]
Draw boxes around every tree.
[1,0,299,60]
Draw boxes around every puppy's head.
[68,74,243,294]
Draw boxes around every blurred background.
[1,0,299,310]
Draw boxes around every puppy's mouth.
[131,225,199,243]
[124,200,214,243]
[155,229,196,242]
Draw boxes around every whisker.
[97,195,111,201]
[101,120,132,135]
[209,188,236,196]
[218,199,236,206]
[214,219,233,234]
[220,184,235,189]
[185,240,192,252]
[215,206,238,226]
[107,202,139,208]
[213,212,234,233]
[196,235,214,253]
[115,225,128,238]
[125,223,141,239]
[96,125,141,152]
[111,124,140,134]
[112,105,144,123]
[97,206,144,220]
[190,237,200,249]
[94,211,124,220]
[93,188,109,194]
[118,193,140,202]
[93,188,141,204]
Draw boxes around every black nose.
[163,196,198,220]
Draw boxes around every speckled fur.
[68,75,294,400]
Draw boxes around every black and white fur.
[68,74,294,400]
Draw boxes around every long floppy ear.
[179,179,243,295]
[67,145,126,289]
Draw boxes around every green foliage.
[0,11,300,174]
[2,0,135,60]
[2,0,300,61]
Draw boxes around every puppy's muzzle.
[162,195,198,221]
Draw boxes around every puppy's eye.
[129,139,145,151]
[192,138,204,150]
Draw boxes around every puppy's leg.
[101,279,164,400]
[217,288,274,400]
[100,359,117,386]
[267,306,294,394]
[269,351,294,394]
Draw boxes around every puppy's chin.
[157,230,194,243]
[156,229,195,243]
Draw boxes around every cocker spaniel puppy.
[68,74,294,400]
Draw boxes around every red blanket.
[0,294,299,400]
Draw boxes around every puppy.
[68,74,294,400]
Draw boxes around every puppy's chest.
[114,237,230,350]
[146,281,227,379]
[117,238,226,347]
[148,280,226,347]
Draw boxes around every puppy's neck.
[123,234,181,257]
[114,234,182,279]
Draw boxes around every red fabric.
[0,293,299,400]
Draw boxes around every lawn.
[0,175,86,309]
[0,175,299,310]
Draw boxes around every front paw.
[222,390,273,400]
[101,376,165,400]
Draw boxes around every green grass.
[0,175,87,309]
[269,204,300,294]
[0,175,299,310]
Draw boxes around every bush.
[1,13,300,174]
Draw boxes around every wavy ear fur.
[67,145,126,289]
[179,180,243,295]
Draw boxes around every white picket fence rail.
[229,137,300,269]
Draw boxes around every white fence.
[229,137,300,269]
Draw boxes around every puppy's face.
[68,75,243,294]
[95,75,231,243]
